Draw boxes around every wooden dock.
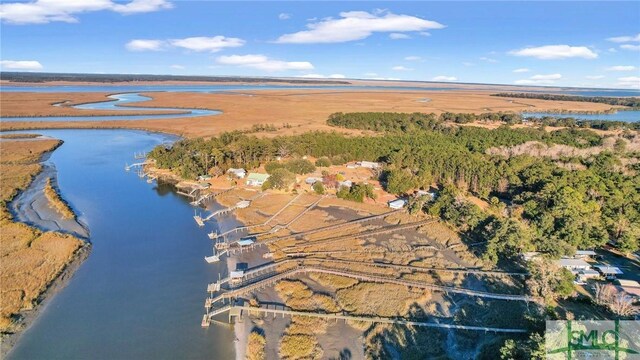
[205,305,527,333]
[205,265,536,308]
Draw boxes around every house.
[338,180,353,188]
[356,161,380,169]
[388,199,408,209]
[198,175,212,181]
[227,168,247,179]
[557,258,591,271]
[576,269,600,282]
[246,173,270,187]
[305,177,321,185]
[594,265,624,278]
[346,163,358,169]
[573,250,597,259]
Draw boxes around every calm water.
[1,93,221,122]
[6,129,238,360]
[524,110,640,122]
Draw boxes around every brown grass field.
[0,137,84,334]
[0,89,618,138]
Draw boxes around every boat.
[205,255,220,263]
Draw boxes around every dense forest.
[327,111,640,130]
[493,92,640,108]
[150,112,639,259]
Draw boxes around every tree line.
[149,113,639,257]
[493,92,640,108]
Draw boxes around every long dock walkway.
[205,305,528,333]
[206,265,536,306]
[282,219,436,252]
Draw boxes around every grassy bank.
[0,135,85,342]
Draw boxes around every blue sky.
[1,1,639,88]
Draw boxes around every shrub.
[312,181,325,195]
[246,331,266,360]
[315,157,332,167]
[285,159,316,175]
[265,161,285,174]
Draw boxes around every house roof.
[575,250,597,256]
[247,173,270,181]
[557,258,590,268]
[593,265,624,275]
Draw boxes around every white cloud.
[389,33,410,40]
[530,74,562,80]
[299,73,346,79]
[479,56,498,63]
[513,68,530,73]
[462,62,475,67]
[278,13,291,20]
[216,54,314,72]
[0,60,43,70]
[126,39,165,51]
[169,36,245,52]
[418,31,430,36]
[515,73,562,85]
[112,0,172,14]
[126,36,244,52]
[606,33,640,43]
[404,56,421,61]
[275,10,444,44]
[392,65,413,71]
[170,64,185,70]
[606,65,637,71]
[616,76,640,89]
[432,75,457,82]
[509,45,597,60]
[608,48,617,53]
[0,0,171,24]
[620,44,640,51]
[585,75,605,80]
[364,72,378,77]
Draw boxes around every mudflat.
[0,135,85,352]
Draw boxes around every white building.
[594,265,624,277]
[557,258,591,271]
[356,161,380,169]
[573,250,597,259]
[388,199,407,209]
[246,173,270,187]
[227,168,247,179]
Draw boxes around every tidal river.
[7,129,237,360]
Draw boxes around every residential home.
[246,173,270,187]
[557,258,591,272]
[356,161,380,169]
[388,198,407,209]
[227,168,247,179]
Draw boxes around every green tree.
[263,168,296,190]
[312,181,325,195]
